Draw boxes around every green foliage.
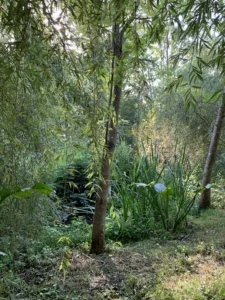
[40,218,92,249]
[150,273,225,300]
[0,183,53,203]
[0,269,27,298]
[52,157,96,225]
[108,143,198,240]
[0,218,92,297]
[0,183,54,253]
[53,159,90,200]
[106,205,156,241]
[58,237,73,281]
[0,194,56,254]
[1,207,225,299]
[0,0,225,295]
[152,153,199,231]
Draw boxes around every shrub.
[0,194,56,254]
[53,159,95,224]
[40,217,92,249]
[109,143,198,237]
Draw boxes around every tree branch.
[120,0,140,38]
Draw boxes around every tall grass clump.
[107,143,198,240]
[153,149,198,231]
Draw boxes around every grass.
[1,208,225,299]
[111,146,198,236]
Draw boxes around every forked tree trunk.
[199,90,225,209]
[90,23,123,254]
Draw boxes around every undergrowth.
[107,142,199,241]
[1,209,225,299]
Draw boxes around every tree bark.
[90,22,123,254]
[199,90,225,210]
[90,1,140,254]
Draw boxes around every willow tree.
[165,0,225,209]
[3,0,210,252]
[0,0,144,253]
[66,0,186,253]
[88,0,181,253]
[0,0,89,186]
[89,1,142,254]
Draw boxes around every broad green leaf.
[13,189,34,198]
[32,183,53,194]
[0,186,21,201]
[59,261,63,271]
[68,182,79,189]
[0,183,53,203]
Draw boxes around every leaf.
[13,189,34,198]
[191,85,201,89]
[32,183,53,194]
[0,188,11,202]
[58,237,72,245]
[0,186,21,202]
[135,183,147,187]
[85,182,92,189]
[210,184,220,189]
[0,251,6,256]
[205,184,221,189]
[54,154,62,160]
[196,56,209,67]
[59,261,63,271]
[64,258,71,268]
[113,241,123,247]
[209,89,223,102]
[154,183,166,192]
[68,182,79,189]
[0,183,53,203]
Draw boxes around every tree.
[0,0,145,253]
[4,0,225,251]
[200,93,225,209]
[162,0,225,209]
[0,0,93,251]
[90,2,140,254]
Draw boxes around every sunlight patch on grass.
[165,256,225,300]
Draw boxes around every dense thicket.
[0,0,225,255]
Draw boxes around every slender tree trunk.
[199,90,225,209]
[90,23,123,254]
[90,1,140,255]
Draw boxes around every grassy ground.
[1,208,225,299]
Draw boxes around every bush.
[40,217,92,249]
[106,210,156,242]
[53,159,95,224]
[109,143,198,237]
[0,194,56,254]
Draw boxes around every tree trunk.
[90,23,123,254]
[199,90,225,209]
[90,0,140,254]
